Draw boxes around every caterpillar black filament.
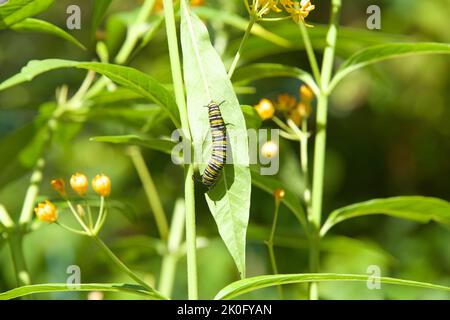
[201,101,227,189]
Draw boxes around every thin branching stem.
[308,0,342,300]
[165,0,198,300]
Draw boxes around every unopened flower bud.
[92,174,111,197]
[255,98,275,120]
[51,179,67,197]
[70,173,88,196]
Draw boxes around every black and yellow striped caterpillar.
[200,101,227,189]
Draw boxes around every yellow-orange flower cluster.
[250,0,315,24]
[280,0,315,24]
[256,0,282,14]
[52,173,111,198]
[254,85,314,125]
[285,85,315,125]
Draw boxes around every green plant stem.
[128,146,169,240]
[227,14,257,78]
[56,222,88,236]
[85,199,94,230]
[308,0,342,300]
[298,22,321,84]
[300,119,311,211]
[164,0,198,300]
[184,165,198,299]
[286,119,311,216]
[69,70,96,106]
[18,158,45,226]
[273,116,295,134]
[115,0,156,64]
[8,233,31,287]
[93,196,107,234]
[266,200,284,299]
[91,235,153,292]
[311,0,341,230]
[158,199,186,298]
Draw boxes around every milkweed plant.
[0,0,449,300]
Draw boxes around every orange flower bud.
[70,173,88,196]
[51,179,67,197]
[299,85,314,103]
[261,141,279,158]
[92,174,111,197]
[255,98,275,120]
[273,188,285,201]
[34,200,58,223]
[276,93,297,112]
[190,0,204,6]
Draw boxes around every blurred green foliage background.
[0,0,449,299]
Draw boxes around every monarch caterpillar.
[200,101,227,189]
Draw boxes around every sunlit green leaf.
[0,60,180,126]
[91,135,177,155]
[215,273,450,300]
[0,283,167,300]
[241,105,262,130]
[181,2,251,278]
[0,0,54,29]
[321,196,450,236]
[11,18,85,49]
[330,42,450,91]
[229,23,409,63]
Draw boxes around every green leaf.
[241,105,262,130]
[11,18,86,49]
[91,135,177,155]
[232,63,319,95]
[214,273,450,300]
[81,104,172,135]
[181,2,251,278]
[0,0,54,29]
[250,167,307,233]
[321,196,450,236]
[0,283,167,300]
[0,59,180,126]
[92,0,112,34]
[194,6,292,49]
[330,42,450,91]
[228,23,408,63]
